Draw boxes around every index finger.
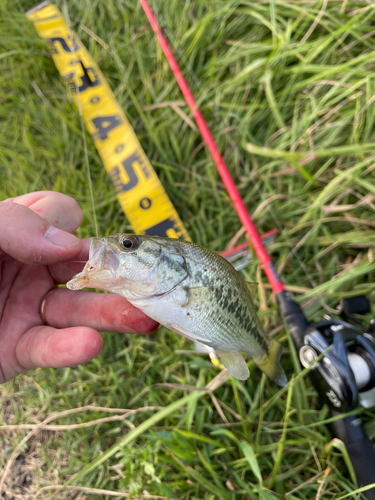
[42,288,159,334]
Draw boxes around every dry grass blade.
[34,484,177,499]
[316,466,332,500]
[285,470,325,496]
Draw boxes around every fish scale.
[181,243,268,352]
[67,234,287,385]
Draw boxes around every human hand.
[0,191,158,383]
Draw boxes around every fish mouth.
[88,237,118,269]
[86,267,114,281]
[67,237,121,291]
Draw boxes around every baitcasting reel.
[300,300,375,412]
[278,292,375,499]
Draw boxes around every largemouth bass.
[67,235,287,385]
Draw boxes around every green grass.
[2,0,375,498]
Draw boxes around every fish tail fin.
[254,339,287,387]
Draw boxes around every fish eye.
[119,235,139,251]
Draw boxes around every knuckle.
[0,200,22,217]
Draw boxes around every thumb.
[0,200,82,265]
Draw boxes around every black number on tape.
[66,62,100,94]
[145,218,182,238]
[110,152,141,193]
[47,36,71,54]
[92,115,123,141]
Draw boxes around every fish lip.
[73,264,118,290]
[88,237,120,271]
[68,237,120,289]
[89,237,108,268]
[88,268,114,281]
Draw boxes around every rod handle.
[277,291,309,350]
[330,415,375,500]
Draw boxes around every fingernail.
[45,226,80,248]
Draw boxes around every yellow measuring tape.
[27,2,190,240]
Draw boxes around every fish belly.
[126,285,267,358]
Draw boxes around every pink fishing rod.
[139,0,284,294]
[137,8,375,497]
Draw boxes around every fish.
[66,234,287,385]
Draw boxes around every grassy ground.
[1,0,375,498]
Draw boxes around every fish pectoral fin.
[245,281,258,298]
[216,350,250,380]
[185,285,215,297]
[180,285,217,308]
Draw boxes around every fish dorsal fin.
[216,350,250,380]
[246,281,258,298]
